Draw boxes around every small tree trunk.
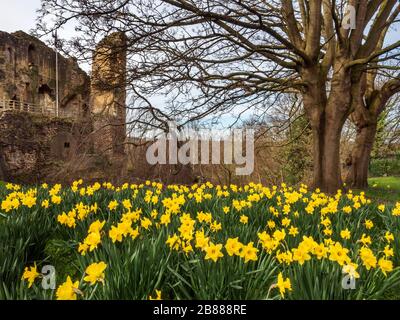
[345,123,377,189]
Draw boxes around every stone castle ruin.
[0,30,127,183]
[91,32,127,163]
[0,31,90,118]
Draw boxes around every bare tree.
[36,0,400,192]
[346,17,400,188]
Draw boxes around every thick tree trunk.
[322,121,344,193]
[310,118,344,193]
[305,91,349,193]
[310,119,324,188]
[302,58,351,194]
[345,123,377,189]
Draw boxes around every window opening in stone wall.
[28,44,36,65]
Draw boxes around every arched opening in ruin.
[38,84,54,112]
[28,44,36,65]
[38,84,52,95]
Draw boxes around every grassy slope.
[366,176,400,299]
[365,176,400,203]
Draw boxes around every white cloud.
[0,0,41,33]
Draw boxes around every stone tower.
[90,32,127,165]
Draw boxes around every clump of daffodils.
[7,179,399,300]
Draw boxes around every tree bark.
[322,120,344,193]
[302,61,351,194]
[346,77,400,189]
[303,107,346,193]
[345,123,377,189]
[308,112,347,194]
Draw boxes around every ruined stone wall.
[0,31,90,118]
[0,110,95,184]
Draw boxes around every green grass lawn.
[365,176,400,203]
[363,176,400,299]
